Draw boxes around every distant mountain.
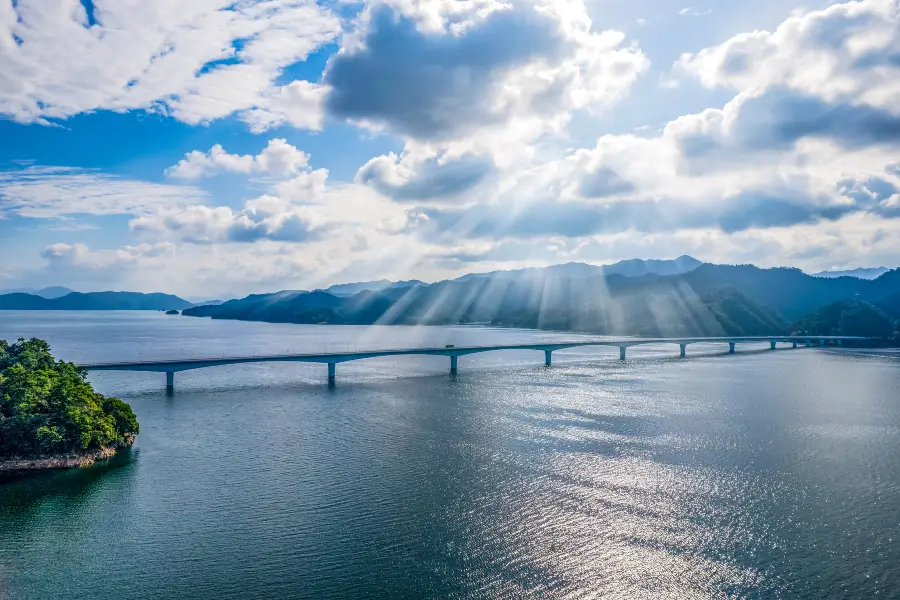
[324,279,424,297]
[183,262,900,338]
[811,267,890,280]
[188,299,227,306]
[0,292,193,311]
[680,265,900,321]
[0,286,76,299]
[454,255,702,282]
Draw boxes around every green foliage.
[790,300,895,338]
[0,338,140,457]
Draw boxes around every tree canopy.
[790,300,897,338]
[0,338,139,457]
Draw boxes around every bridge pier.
[820,339,825,345]
[450,356,458,374]
[680,344,686,358]
[806,339,812,347]
[619,347,626,361]
[770,341,777,350]
[545,351,552,367]
[838,339,842,346]
[166,371,174,394]
[729,342,735,354]
[327,362,336,385]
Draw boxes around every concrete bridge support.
[619,347,626,361]
[450,356,458,374]
[680,344,687,358]
[327,362,336,385]
[770,341,777,350]
[166,371,174,394]
[820,339,825,345]
[545,351,552,367]
[729,342,736,354]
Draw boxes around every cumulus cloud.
[0,166,208,218]
[324,1,649,143]
[837,174,900,217]
[355,151,495,201]
[11,0,900,295]
[578,167,635,198]
[166,139,311,180]
[134,153,407,245]
[41,242,176,269]
[406,184,862,240]
[129,196,329,244]
[0,0,339,129]
[672,0,900,158]
[678,0,900,109]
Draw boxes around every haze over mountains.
[3,255,898,338]
[811,267,890,280]
[183,259,900,338]
[0,286,76,299]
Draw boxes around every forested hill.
[184,264,900,338]
[791,300,897,338]
[0,291,193,311]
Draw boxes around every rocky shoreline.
[0,445,122,474]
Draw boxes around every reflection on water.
[0,312,898,599]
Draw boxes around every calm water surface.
[0,311,898,599]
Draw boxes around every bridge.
[78,335,865,393]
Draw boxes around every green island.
[0,338,139,474]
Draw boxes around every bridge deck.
[78,335,865,377]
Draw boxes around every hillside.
[454,255,702,282]
[0,286,76,299]
[0,291,193,311]
[183,263,900,337]
[681,265,900,320]
[791,300,897,338]
[184,271,786,336]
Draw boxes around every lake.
[1,311,898,599]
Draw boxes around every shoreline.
[0,445,125,474]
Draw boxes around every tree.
[790,300,894,338]
[0,337,139,458]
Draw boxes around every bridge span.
[78,335,866,392]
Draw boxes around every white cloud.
[0,0,340,130]
[135,155,409,246]
[0,166,208,218]
[166,138,311,180]
[677,0,900,111]
[324,0,650,148]
[11,0,900,296]
[240,80,328,132]
[41,242,176,269]
[355,148,495,202]
[129,198,329,244]
[678,7,711,16]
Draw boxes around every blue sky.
[1,0,898,297]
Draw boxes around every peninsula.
[0,338,139,474]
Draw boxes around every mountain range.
[811,267,890,280]
[182,262,900,338]
[0,291,193,311]
[3,256,898,338]
[0,286,76,299]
